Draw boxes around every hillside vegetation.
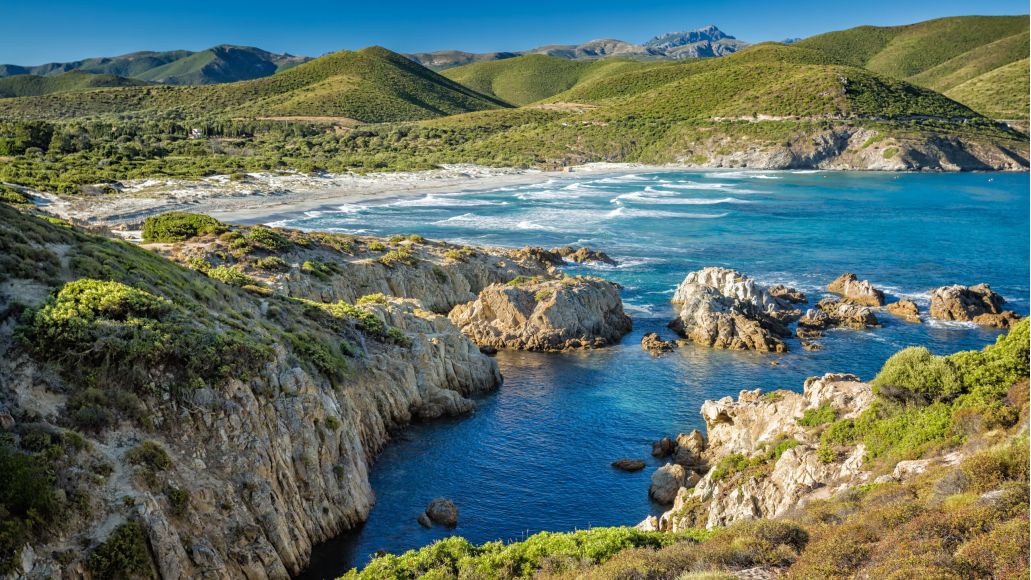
[0,71,147,98]
[0,47,507,122]
[442,55,661,105]
[797,15,1030,118]
[0,45,309,86]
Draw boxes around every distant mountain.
[0,70,148,98]
[0,45,310,86]
[0,46,507,123]
[796,15,1029,119]
[407,25,749,69]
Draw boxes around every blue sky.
[2,0,1027,64]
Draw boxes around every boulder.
[649,464,688,504]
[929,284,1021,328]
[424,498,458,528]
[827,273,885,306]
[416,512,433,528]
[612,459,647,472]
[652,437,675,458]
[641,332,677,355]
[767,284,807,304]
[885,299,921,323]
[815,298,879,329]
[552,246,617,266]
[669,268,796,353]
[448,276,632,351]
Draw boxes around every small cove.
[286,169,1030,577]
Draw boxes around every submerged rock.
[612,459,647,472]
[669,267,797,353]
[886,299,921,323]
[424,498,459,528]
[827,272,885,306]
[448,276,632,351]
[929,284,1021,328]
[641,332,677,356]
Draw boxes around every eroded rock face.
[929,284,1021,328]
[669,268,799,353]
[650,463,689,504]
[886,299,921,323]
[768,284,807,304]
[647,374,875,531]
[828,272,884,306]
[448,276,632,351]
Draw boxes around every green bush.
[0,444,60,574]
[253,256,289,271]
[244,226,292,252]
[87,521,154,579]
[125,441,172,471]
[301,260,332,280]
[206,264,255,287]
[798,403,838,427]
[872,347,964,403]
[164,485,190,516]
[141,212,224,243]
[356,293,388,306]
[300,299,386,336]
[378,248,417,267]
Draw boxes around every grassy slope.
[797,15,1030,118]
[0,71,148,98]
[442,55,660,105]
[0,47,508,122]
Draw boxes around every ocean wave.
[704,171,782,180]
[585,256,666,270]
[593,174,648,184]
[605,207,728,219]
[614,192,752,205]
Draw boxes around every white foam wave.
[386,193,496,208]
[614,192,751,205]
[704,171,782,180]
[605,207,728,219]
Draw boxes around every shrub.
[0,444,59,575]
[286,332,349,379]
[378,248,417,267]
[207,264,255,287]
[87,522,154,579]
[300,299,386,336]
[324,416,342,431]
[367,241,386,252]
[872,347,963,403]
[301,260,332,279]
[244,226,291,252]
[253,256,289,271]
[356,293,388,306]
[710,453,750,482]
[798,403,838,427]
[0,185,29,205]
[125,441,171,471]
[141,212,223,243]
[164,485,189,516]
[387,326,412,347]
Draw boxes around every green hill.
[442,55,660,105]
[796,15,1030,118]
[0,45,309,85]
[0,47,508,122]
[0,71,148,98]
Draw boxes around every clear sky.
[3,0,1027,64]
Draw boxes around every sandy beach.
[36,162,678,228]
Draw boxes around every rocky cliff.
[1,209,616,579]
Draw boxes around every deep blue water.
[286,170,1030,578]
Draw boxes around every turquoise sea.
[286,170,1030,577]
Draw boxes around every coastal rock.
[669,268,797,353]
[649,463,689,504]
[652,437,675,458]
[815,297,879,329]
[448,276,632,351]
[655,373,876,530]
[673,430,707,469]
[929,284,1021,328]
[767,284,807,304]
[641,332,677,355]
[424,498,459,528]
[509,246,566,269]
[827,272,885,306]
[417,513,433,528]
[885,299,921,323]
[552,246,618,266]
[612,459,647,472]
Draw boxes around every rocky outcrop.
[669,268,801,353]
[886,299,921,323]
[827,272,884,306]
[767,284,807,304]
[650,463,692,504]
[929,284,1022,328]
[641,332,677,355]
[422,498,459,528]
[552,246,617,266]
[796,298,879,345]
[645,374,876,531]
[506,245,616,269]
[448,276,632,351]
[612,459,646,472]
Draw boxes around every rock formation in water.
[612,459,647,472]
[827,272,885,307]
[641,332,677,355]
[422,498,459,528]
[885,299,921,323]
[552,246,618,266]
[448,276,632,351]
[641,374,875,530]
[929,283,1022,328]
[669,267,802,352]
[768,284,807,304]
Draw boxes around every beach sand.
[36,162,678,228]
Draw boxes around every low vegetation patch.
[141,212,224,243]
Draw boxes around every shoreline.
[35,162,682,228]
